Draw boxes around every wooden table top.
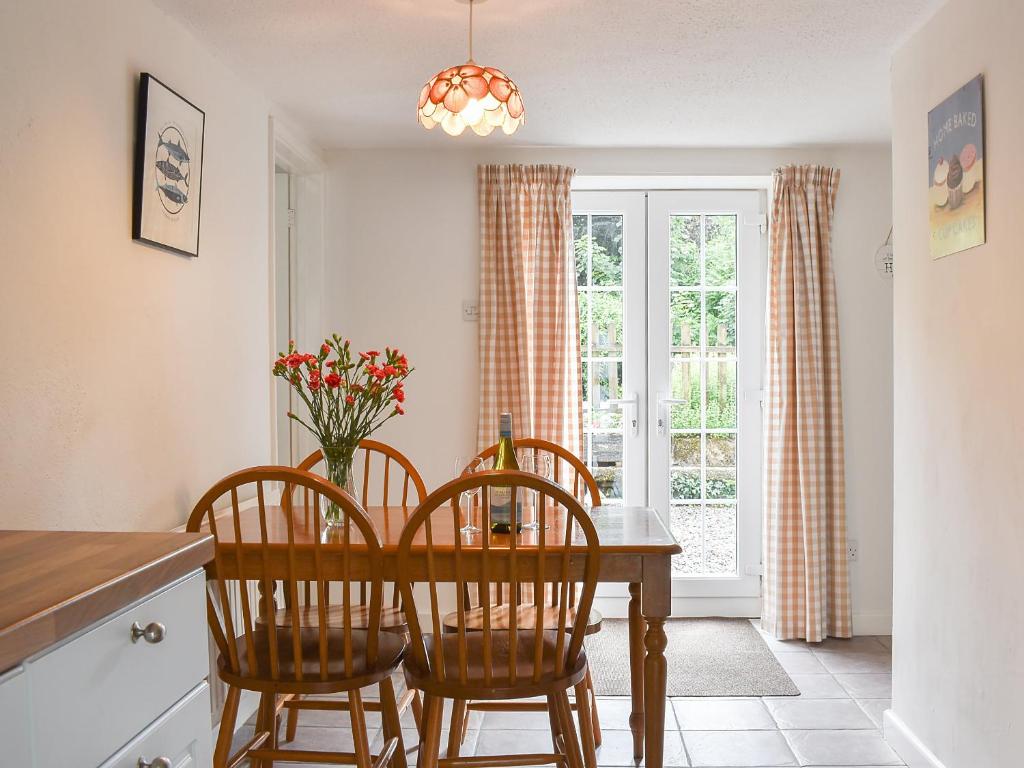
[0,530,214,673]
[208,504,680,555]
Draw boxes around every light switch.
[462,301,479,321]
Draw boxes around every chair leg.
[214,685,241,768]
[254,693,277,768]
[586,670,602,748]
[546,695,562,753]
[285,694,301,743]
[446,700,468,758]
[348,689,374,768]
[380,677,409,768]
[555,692,585,768]
[410,689,424,731]
[574,681,597,768]
[416,695,444,768]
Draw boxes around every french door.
[572,188,765,610]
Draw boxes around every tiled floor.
[238,621,901,767]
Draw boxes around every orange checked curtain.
[762,165,852,642]
[477,164,582,454]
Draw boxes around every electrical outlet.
[462,301,479,322]
[847,539,859,562]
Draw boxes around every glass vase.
[320,443,356,528]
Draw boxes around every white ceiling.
[154,0,942,149]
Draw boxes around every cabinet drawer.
[100,682,212,768]
[30,571,208,767]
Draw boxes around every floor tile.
[776,654,828,674]
[598,696,680,730]
[286,725,377,752]
[783,729,903,766]
[287,703,384,729]
[810,637,889,654]
[684,730,797,767]
[778,675,850,699]
[764,699,875,730]
[834,674,892,699]
[674,699,776,730]
[481,709,554,730]
[855,699,891,729]
[373,726,480,758]
[593,729,690,766]
[813,651,891,675]
[875,636,892,650]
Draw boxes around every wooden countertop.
[0,530,213,673]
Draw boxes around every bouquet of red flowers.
[273,335,411,520]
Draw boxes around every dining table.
[207,502,681,768]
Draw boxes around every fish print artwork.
[132,73,205,257]
[154,125,191,214]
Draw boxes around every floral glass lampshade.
[417,0,524,137]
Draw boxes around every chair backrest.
[476,437,601,508]
[397,470,600,686]
[298,439,428,508]
[187,466,385,683]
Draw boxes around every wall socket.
[462,301,479,322]
[847,539,859,562]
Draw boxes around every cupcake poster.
[928,75,985,259]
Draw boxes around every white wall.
[888,0,1024,764]
[0,0,289,531]
[325,145,894,634]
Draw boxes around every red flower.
[326,360,337,368]
[395,404,405,415]
[308,371,322,391]
[325,373,342,388]
[393,386,405,403]
[321,343,330,355]
[285,353,303,369]
[345,395,356,405]
[383,365,398,376]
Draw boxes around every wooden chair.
[280,441,427,742]
[188,466,406,768]
[398,470,601,768]
[448,439,604,762]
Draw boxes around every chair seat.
[261,603,407,631]
[442,605,602,636]
[404,629,588,699]
[218,626,406,695]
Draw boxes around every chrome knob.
[130,621,166,644]
[137,757,172,768]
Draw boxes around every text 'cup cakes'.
[946,153,964,210]
[931,157,949,209]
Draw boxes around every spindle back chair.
[187,466,405,768]
[397,470,600,768]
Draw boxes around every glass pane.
[671,505,702,575]
[594,466,622,503]
[704,504,737,574]
[705,360,737,429]
[590,361,623,428]
[671,433,701,466]
[705,433,736,467]
[670,468,701,500]
[670,356,700,429]
[580,360,589,403]
[573,215,588,286]
[578,291,589,353]
[670,291,700,351]
[670,215,700,286]
[590,290,623,357]
[706,291,736,350]
[706,468,737,500]
[590,215,622,286]
[705,215,736,287]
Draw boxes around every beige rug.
[586,617,799,697]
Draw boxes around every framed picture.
[928,74,984,260]
[132,73,205,257]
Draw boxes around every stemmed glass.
[454,456,484,535]
[518,453,552,531]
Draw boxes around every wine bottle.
[489,412,522,533]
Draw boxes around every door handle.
[656,394,687,436]
[599,393,639,437]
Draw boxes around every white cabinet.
[0,666,32,765]
[9,569,212,767]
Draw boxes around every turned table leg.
[642,556,671,768]
[628,582,645,760]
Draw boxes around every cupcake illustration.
[946,153,964,209]
[931,157,949,209]
[960,143,980,195]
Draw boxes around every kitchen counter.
[0,529,213,673]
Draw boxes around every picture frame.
[132,73,205,258]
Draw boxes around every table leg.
[642,556,671,768]
[628,582,645,760]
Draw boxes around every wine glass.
[454,456,484,535]
[519,453,551,531]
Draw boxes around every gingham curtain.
[477,164,582,454]
[762,165,852,642]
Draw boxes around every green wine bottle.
[489,412,522,533]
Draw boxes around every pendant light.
[417,0,525,137]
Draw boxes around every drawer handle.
[130,621,166,644]
[137,757,172,768]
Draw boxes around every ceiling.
[154,0,942,149]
